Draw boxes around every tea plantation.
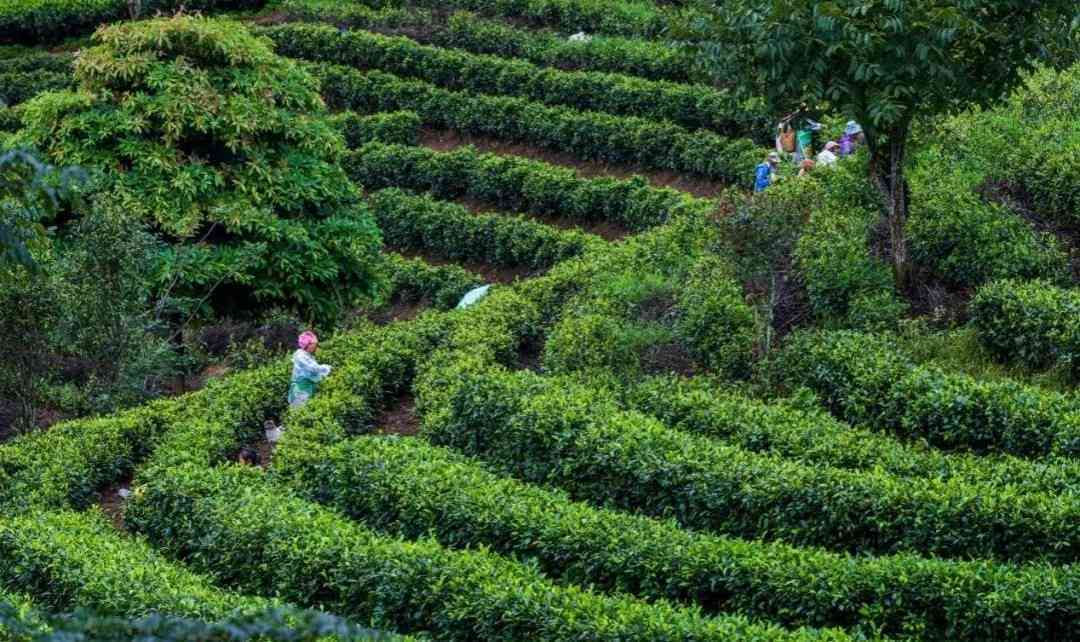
[1,1,1079,640]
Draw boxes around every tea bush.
[318,65,762,184]
[370,188,602,270]
[674,255,757,377]
[971,279,1080,376]
[418,361,1080,563]
[330,110,422,147]
[264,23,759,136]
[345,142,715,231]
[384,252,482,310]
[126,464,851,642]
[774,329,1080,458]
[274,433,1080,642]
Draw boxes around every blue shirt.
[754,162,773,192]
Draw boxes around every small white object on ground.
[117,488,132,499]
[568,31,592,42]
[456,284,492,309]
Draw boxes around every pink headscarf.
[298,331,318,351]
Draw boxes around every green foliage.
[628,375,1080,495]
[419,361,1080,563]
[773,329,1080,458]
[971,279,1080,376]
[345,142,714,231]
[0,509,275,618]
[435,11,703,83]
[791,159,904,327]
[263,23,760,137]
[0,602,411,642]
[942,63,1080,229]
[674,255,757,377]
[906,146,1068,288]
[14,16,383,321]
[127,464,845,642]
[319,65,763,184]
[0,0,266,45]
[370,188,601,270]
[276,433,1080,642]
[383,252,482,310]
[281,0,428,31]
[329,110,422,147]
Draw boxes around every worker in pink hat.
[288,331,332,407]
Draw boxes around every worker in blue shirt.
[754,152,781,193]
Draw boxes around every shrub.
[435,11,703,83]
[628,375,1080,495]
[383,252,482,310]
[773,329,1080,458]
[971,279,1080,375]
[329,110,422,147]
[418,361,1080,563]
[344,142,714,231]
[126,464,848,642]
[0,509,274,618]
[14,16,383,321]
[318,65,762,184]
[370,188,602,269]
[262,23,759,137]
[674,255,757,377]
[275,434,1080,642]
[0,0,265,45]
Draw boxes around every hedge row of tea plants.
[906,151,1069,289]
[384,252,483,310]
[417,361,1080,563]
[126,464,851,642]
[0,509,274,619]
[971,279,1080,376]
[377,0,693,38]
[329,110,422,147]
[0,0,264,44]
[773,329,1080,458]
[281,0,427,31]
[628,376,1080,495]
[265,23,758,137]
[0,600,411,642]
[433,11,701,83]
[344,142,714,231]
[0,70,71,107]
[370,188,603,270]
[317,65,762,184]
[274,433,1080,642]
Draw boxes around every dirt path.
[375,394,421,437]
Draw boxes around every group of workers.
[755,119,865,193]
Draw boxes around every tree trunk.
[867,126,911,292]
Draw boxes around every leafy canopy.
[14,16,384,321]
[690,0,1079,136]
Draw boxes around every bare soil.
[362,299,431,326]
[375,394,421,436]
[97,472,134,532]
[419,128,729,200]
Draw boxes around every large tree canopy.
[11,15,384,321]
[686,0,1079,288]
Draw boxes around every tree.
[0,148,82,269]
[13,15,384,322]
[685,0,1079,289]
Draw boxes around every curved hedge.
[344,142,714,231]
[630,376,1080,496]
[0,509,274,619]
[329,110,422,147]
[369,188,602,270]
[773,330,1080,458]
[275,434,1080,642]
[264,23,757,137]
[971,279,1080,376]
[317,65,762,184]
[126,464,852,642]
[418,361,1080,564]
[384,252,483,310]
